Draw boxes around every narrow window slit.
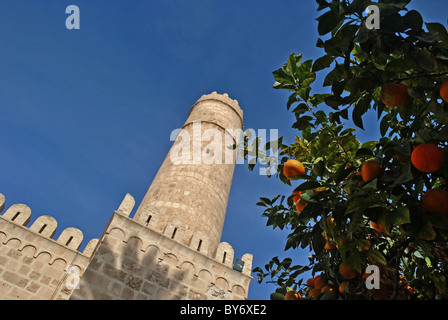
[66,236,73,246]
[39,224,47,234]
[222,252,227,264]
[171,228,177,239]
[145,215,152,226]
[197,240,202,252]
[11,212,21,221]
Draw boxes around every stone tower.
[134,91,244,255]
[69,92,253,300]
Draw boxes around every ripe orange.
[380,83,411,107]
[339,263,359,280]
[411,143,445,173]
[292,190,301,204]
[335,237,350,249]
[361,239,371,251]
[339,281,348,294]
[314,275,325,289]
[285,290,301,300]
[306,278,315,287]
[283,159,305,180]
[307,288,321,300]
[422,188,448,216]
[371,221,385,233]
[296,199,309,214]
[324,240,336,250]
[440,78,448,103]
[361,160,383,182]
[321,286,337,299]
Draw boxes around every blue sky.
[0,0,446,300]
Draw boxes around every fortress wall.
[70,205,252,300]
[0,194,98,300]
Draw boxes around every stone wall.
[0,194,98,300]
[70,206,252,300]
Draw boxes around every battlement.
[0,193,99,257]
[0,193,98,300]
[116,193,252,277]
[189,91,244,129]
[71,194,252,300]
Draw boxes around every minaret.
[70,92,252,301]
[134,92,244,256]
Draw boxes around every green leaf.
[325,95,345,109]
[368,250,387,265]
[393,171,414,185]
[296,180,321,192]
[390,206,411,225]
[352,97,371,130]
[317,10,340,36]
[323,66,343,87]
[316,0,330,11]
[402,10,423,31]
[426,212,448,229]
[416,216,436,241]
[292,103,309,115]
[355,148,373,157]
[379,113,392,136]
[312,55,335,72]
[287,52,301,76]
[426,22,448,42]
[270,292,284,300]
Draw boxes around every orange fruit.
[361,160,383,182]
[321,286,337,299]
[339,281,348,294]
[440,78,448,103]
[335,237,350,249]
[411,143,445,173]
[283,159,305,180]
[308,288,321,300]
[371,221,385,233]
[296,199,309,214]
[422,188,448,215]
[314,275,325,289]
[306,278,315,287]
[285,290,301,300]
[292,190,301,204]
[380,83,411,107]
[339,263,359,280]
[324,240,336,250]
[361,239,371,251]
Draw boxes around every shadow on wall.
[70,197,250,300]
[70,227,189,300]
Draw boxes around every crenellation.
[30,215,57,238]
[0,194,5,213]
[57,227,83,251]
[116,193,135,217]
[3,204,31,227]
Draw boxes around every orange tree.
[249,0,448,300]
